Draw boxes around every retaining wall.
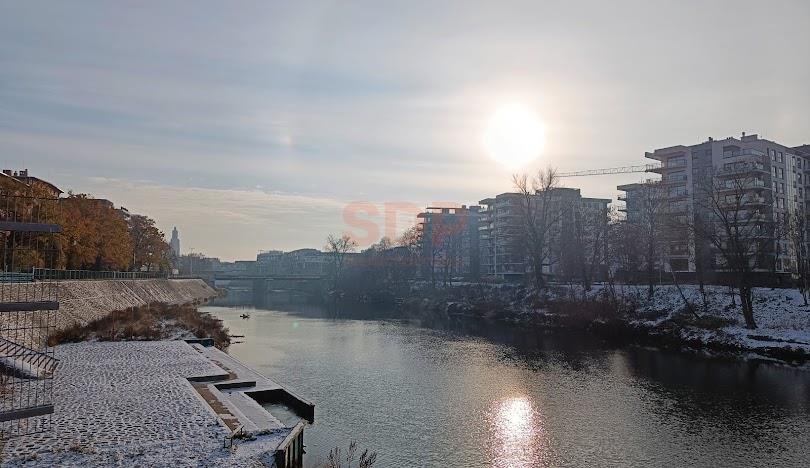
[56,278,218,329]
[0,278,218,333]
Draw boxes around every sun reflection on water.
[487,396,547,467]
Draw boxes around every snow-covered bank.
[401,282,810,365]
[625,284,810,359]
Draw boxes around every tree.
[785,211,809,305]
[513,167,560,292]
[769,212,789,288]
[562,199,609,291]
[325,233,358,288]
[57,194,132,270]
[609,218,643,283]
[128,214,171,271]
[397,225,422,256]
[692,165,768,329]
[637,181,667,299]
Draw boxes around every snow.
[1,341,286,466]
[583,283,810,355]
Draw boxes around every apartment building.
[478,188,610,281]
[619,133,810,279]
[256,248,330,276]
[417,205,481,279]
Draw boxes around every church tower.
[170,227,181,257]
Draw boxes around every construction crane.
[557,163,661,178]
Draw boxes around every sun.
[483,103,545,169]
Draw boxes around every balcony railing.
[723,148,765,159]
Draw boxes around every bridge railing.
[32,268,169,281]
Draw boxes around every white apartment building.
[619,133,810,279]
[479,188,611,281]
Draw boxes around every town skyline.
[3,1,809,260]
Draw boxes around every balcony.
[716,181,767,192]
[662,174,688,184]
[723,148,765,159]
[649,162,685,173]
[716,163,767,177]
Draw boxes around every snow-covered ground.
[583,283,810,355]
[1,341,281,466]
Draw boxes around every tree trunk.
[533,256,545,292]
[739,284,757,329]
[646,237,655,300]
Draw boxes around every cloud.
[2,0,810,260]
[75,177,349,260]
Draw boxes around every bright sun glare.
[484,103,545,169]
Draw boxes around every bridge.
[212,273,325,281]
[211,274,326,307]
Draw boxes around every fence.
[1,193,60,439]
[32,268,169,281]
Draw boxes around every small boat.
[240,313,250,319]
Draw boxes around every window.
[778,152,784,163]
[778,168,784,179]
[779,182,785,194]
[668,157,686,167]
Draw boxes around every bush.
[48,303,230,349]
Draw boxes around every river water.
[205,305,810,467]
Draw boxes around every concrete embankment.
[51,278,217,330]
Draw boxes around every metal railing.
[1,192,59,439]
[32,268,169,281]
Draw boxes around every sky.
[2,1,809,261]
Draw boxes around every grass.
[48,303,231,350]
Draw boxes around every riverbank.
[394,283,810,365]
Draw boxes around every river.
[204,305,810,467]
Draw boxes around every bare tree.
[581,201,610,290]
[325,233,358,288]
[609,218,643,283]
[692,165,768,329]
[785,211,809,305]
[513,167,560,292]
[637,181,667,299]
[770,212,788,288]
[691,209,711,311]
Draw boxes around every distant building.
[256,249,329,276]
[479,188,610,281]
[1,169,62,197]
[417,205,481,280]
[170,227,181,257]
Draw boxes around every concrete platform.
[0,340,311,467]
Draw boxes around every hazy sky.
[2,1,809,260]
